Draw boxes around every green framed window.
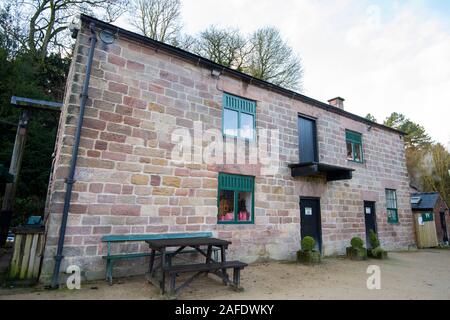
[345,130,363,163]
[385,189,399,223]
[421,212,433,222]
[222,93,256,140]
[217,173,254,224]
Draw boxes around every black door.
[298,116,318,163]
[440,211,448,243]
[300,198,322,252]
[364,201,377,248]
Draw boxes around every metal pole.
[50,23,97,288]
[0,109,30,247]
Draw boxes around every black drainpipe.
[51,22,97,288]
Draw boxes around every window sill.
[222,133,255,142]
[387,221,399,225]
[347,159,364,164]
[217,221,254,225]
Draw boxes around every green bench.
[101,232,218,285]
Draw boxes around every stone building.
[40,15,416,282]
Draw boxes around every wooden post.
[0,109,30,247]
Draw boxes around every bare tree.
[192,26,250,71]
[171,33,196,51]
[130,0,181,43]
[190,25,303,91]
[246,27,303,91]
[1,0,128,61]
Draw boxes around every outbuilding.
[411,192,449,248]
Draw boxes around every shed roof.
[410,192,440,211]
[79,14,405,137]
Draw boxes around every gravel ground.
[0,249,449,300]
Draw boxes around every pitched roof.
[79,14,405,136]
[410,192,440,210]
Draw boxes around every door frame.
[440,211,448,243]
[363,201,377,248]
[299,196,323,253]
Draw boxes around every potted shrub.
[346,236,367,260]
[296,236,321,264]
[368,230,388,259]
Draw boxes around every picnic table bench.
[166,261,247,296]
[145,237,247,298]
[101,232,219,285]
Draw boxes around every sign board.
[421,213,433,222]
[365,207,371,214]
[418,216,424,225]
[305,207,313,216]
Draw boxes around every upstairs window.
[217,173,254,224]
[385,189,399,224]
[346,130,363,163]
[222,93,256,140]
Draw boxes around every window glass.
[218,190,234,221]
[223,109,238,137]
[237,191,252,222]
[346,142,353,160]
[354,143,362,162]
[240,113,254,139]
[387,209,398,222]
[385,189,398,223]
[386,189,397,209]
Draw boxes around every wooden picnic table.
[145,237,246,297]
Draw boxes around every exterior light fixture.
[99,29,116,44]
[211,69,221,78]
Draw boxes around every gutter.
[50,22,97,288]
[79,14,406,137]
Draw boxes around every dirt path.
[1,249,449,300]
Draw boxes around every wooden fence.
[9,227,45,282]
[414,212,438,248]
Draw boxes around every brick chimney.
[328,97,345,109]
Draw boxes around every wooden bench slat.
[166,261,248,274]
[101,232,213,242]
[102,248,219,260]
[102,253,152,260]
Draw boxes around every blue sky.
[119,0,450,147]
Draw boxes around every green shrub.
[297,250,321,264]
[301,236,316,252]
[369,230,380,248]
[350,237,364,249]
[346,246,367,260]
[370,246,387,259]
